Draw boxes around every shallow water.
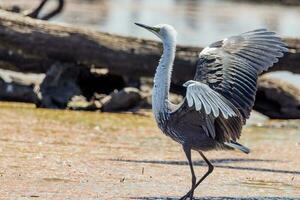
[54,0,300,46]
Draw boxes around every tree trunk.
[0,10,299,85]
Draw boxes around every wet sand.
[0,102,299,199]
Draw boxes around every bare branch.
[26,0,64,20]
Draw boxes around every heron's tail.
[224,140,250,154]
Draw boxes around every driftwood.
[0,10,299,85]
[1,0,64,20]
[0,10,195,85]
[0,69,40,103]
[26,0,64,20]
[38,63,82,108]
[0,77,38,103]
[37,63,126,108]
[101,87,142,112]
[255,76,300,119]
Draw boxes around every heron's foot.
[179,190,193,200]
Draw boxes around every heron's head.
[135,23,177,42]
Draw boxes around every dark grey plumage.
[135,23,288,200]
[162,29,287,152]
[194,29,288,122]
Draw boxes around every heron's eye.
[153,27,161,33]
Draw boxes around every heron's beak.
[135,23,160,33]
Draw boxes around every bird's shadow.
[131,197,300,200]
[110,158,300,175]
[119,159,300,200]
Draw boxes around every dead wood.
[37,63,126,109]
[37,63,82,108]
[255,76,300,119]
[0,69,40,103]
[101,87,142,112]
[26,0,64,20]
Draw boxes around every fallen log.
[255,75,300,119]
[0,10,299,85]
[0,69,40,103]
[0,0,64,20]
[101,87,142,112]
[37,63,126,108]
[26,0,64,20]
[38,63,82,109]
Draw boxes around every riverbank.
[0,102,299,199]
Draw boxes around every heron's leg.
[181,151,214,199]
[180,145,196,200]
[195,151,214,189]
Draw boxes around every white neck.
[152,37,176,120]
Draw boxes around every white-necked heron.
[135,23,287,199]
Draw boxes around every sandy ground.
[0,102,299,200]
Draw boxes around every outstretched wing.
[169,29,287,143]
[194,29,288,121]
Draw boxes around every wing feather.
[205,90,220,117]
[195,29,288,121]
[185,81,237,119]
[169,29,287,143]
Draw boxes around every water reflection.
[49,0,300,46]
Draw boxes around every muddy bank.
[0,102,299,199]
